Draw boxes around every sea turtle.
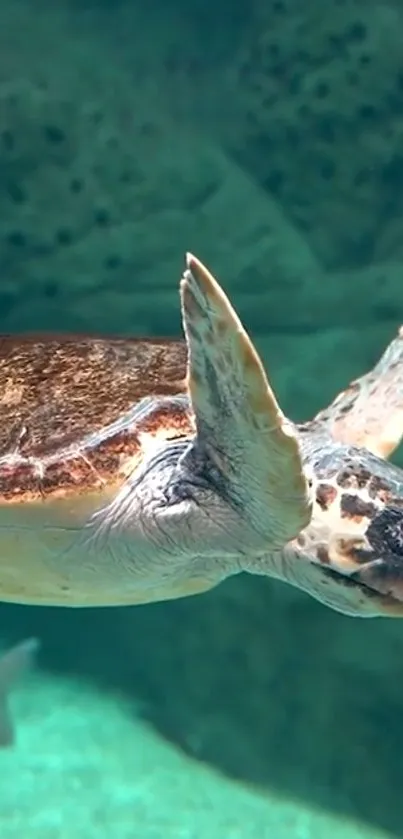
[0,253,403,618]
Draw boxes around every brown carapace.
[0,334,189,504]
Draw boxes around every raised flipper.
[180,254,312,547]
[313,326,403,459]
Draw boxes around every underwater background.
[1,0,403,836]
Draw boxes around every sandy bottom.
[0,670,393,839]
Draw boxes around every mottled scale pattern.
[291,439,403,614]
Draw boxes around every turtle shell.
[0,334,196,605]
[0,334,191,502]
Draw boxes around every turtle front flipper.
[313,326,403,459]
[180,254,312,547]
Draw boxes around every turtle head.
[291,441,403,616]
[330,491,403,609]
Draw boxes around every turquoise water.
[1,0,403,837]
[0,664,396,839]
[3,581,403,839]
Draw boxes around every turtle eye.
[383,511,403,557]
[366,505,403,560]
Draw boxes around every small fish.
[0,638,40,748]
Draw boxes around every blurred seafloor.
[1,0,403,837]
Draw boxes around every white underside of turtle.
[0,254,403,619]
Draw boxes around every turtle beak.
[349,556,403,606]
[323,564,403,617]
